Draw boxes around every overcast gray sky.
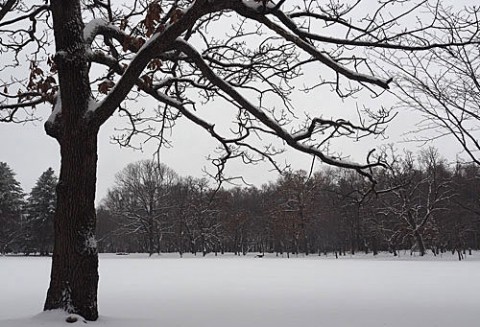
[1,96,462,205]
[0,0,470,204]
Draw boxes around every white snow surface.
[1,252,479,326]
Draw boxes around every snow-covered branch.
[174,39,384,176]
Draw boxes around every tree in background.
[375,148,453,256]
[220,186,260,256]
[24,168,57,255]
[104,160,178,256]
[174,177,222,256]
[0,162,25,254]
[1,153,478,259]
[443,163,480,257]
[330,169,371,255]
[92,150,479,259]
[271,171,316,256]
[385,10,480,165]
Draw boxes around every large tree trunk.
[44,0,100,321]
[44,135,99,321]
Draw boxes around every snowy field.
[1,252,479,327]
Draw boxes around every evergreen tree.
[0,162,25,254]
[25,168,57,255]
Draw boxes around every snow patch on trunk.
[87,97,98,113]
[47,91,62,123]
[85,234,97,251]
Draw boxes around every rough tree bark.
[43,0,99,320]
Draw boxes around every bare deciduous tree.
[104,160,177,256]
[376,147,453,256]
[1,0,477,321]
[382,4,480,164]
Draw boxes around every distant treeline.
[1,147,479,260]
[97,147,480,260]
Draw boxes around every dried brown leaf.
[98,80,115,94]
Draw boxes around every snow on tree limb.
[234,9,392,89]
[173,38,384,174]
[83,18,110,44]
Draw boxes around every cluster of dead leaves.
[98,73,157,95]
[97,1,189,96]
[140,74,153,90]
[98,79,115,94]
[141,1,185,37]
[148,58,163,70]
[47,55,58,74]
[143,1,163,37]
[118,0,188,55]
[2,57,59,105]
[122,35,146,52]
[23,61,58,103]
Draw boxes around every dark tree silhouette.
[0,162,25,254]
[25,167,57,255]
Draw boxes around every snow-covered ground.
[1,252,479,326]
